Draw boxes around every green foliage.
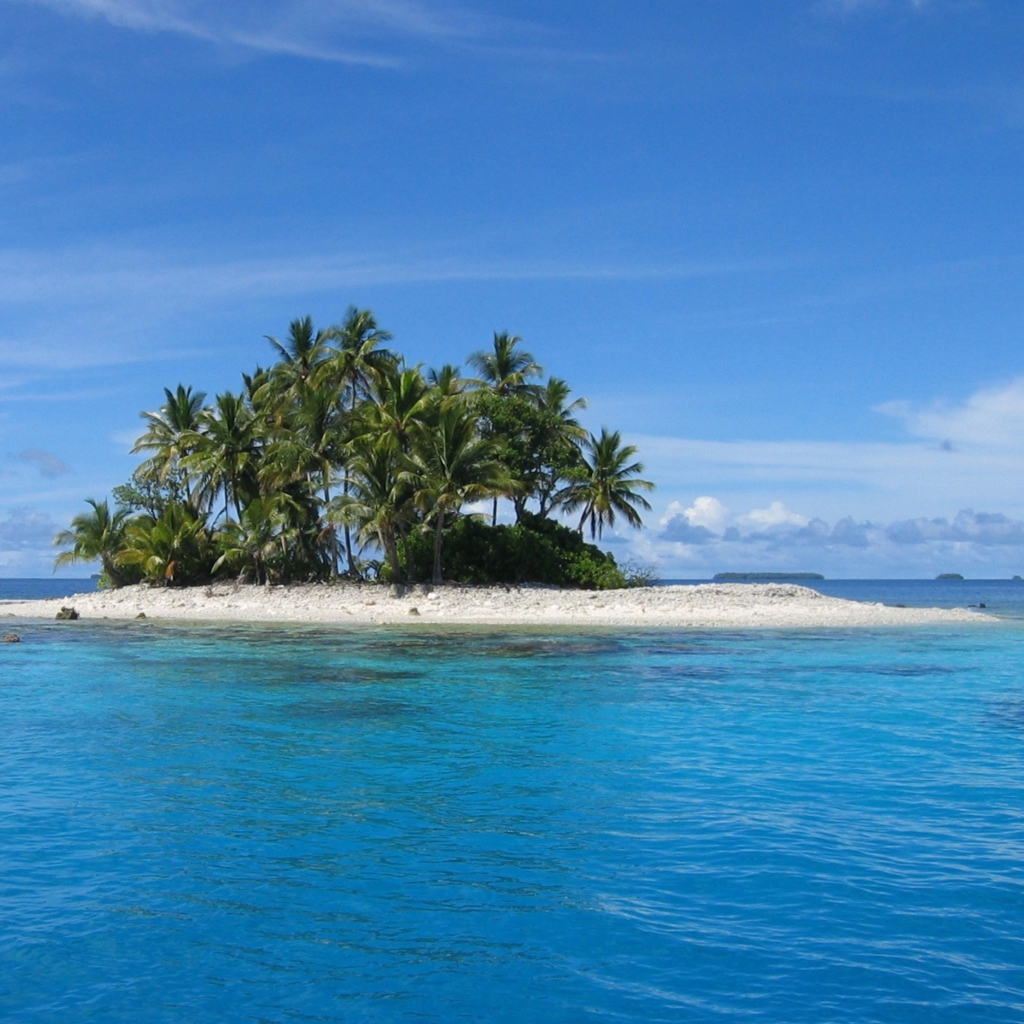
[618,557,659,588]
[56,311,655,588]
[53,498,139,588]
[213,496,297,585]
[398,513,628,590]
[561,428,654,539]
[112,465,192,518]
[118,503,217,586]
[474,390,584,519]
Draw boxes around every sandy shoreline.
[0,582,994,629]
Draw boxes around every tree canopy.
[56,314,655,589]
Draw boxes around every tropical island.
[19,309,992,630]
[55,310,654,590]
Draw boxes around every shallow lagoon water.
[2,620,1024,1022]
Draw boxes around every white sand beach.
[0,582,993,628]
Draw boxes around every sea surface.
[0,578,97,601]
[2,602,1024,1021]
[665,578,1024,618]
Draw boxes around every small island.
[34,314,999,630]
[53,312,656,592]
[936,573,965,580]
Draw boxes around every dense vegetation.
[55,310,654,588]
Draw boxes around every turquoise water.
[3,620,1024,1022]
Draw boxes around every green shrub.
[399,512,628,589]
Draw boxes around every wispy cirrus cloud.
[0,245,779,307]
[821,0,936,13]
[5,0,517,65]
[0,241,781,370]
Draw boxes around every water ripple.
[1,622,1023,1021]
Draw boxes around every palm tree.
[213,496,296,586]
[562,429,654,540]
[410,402,506,584]
[331,436,414,583]
[469,332,543,525]
[468,332,542,397]
[261,383,346,573]
[131,384,207,503]
[321,306,396,573]
[360,366,432,451]
[532,377,588,518]
[427,363,469,399]
[54,498,132,586]
[322,306,396,407]
[119,503,213,586]
[265,316,330,393]
[181,392,260,522]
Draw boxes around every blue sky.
[3,0,1024,577]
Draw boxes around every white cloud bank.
[609,378,1024,577]
[642,498,1024,578]
[635,380,1024,527]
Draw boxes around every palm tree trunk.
[345,389,356,576]
[491,496,498,527]
[323,471,337,578]
[400,529,416,584]
[378,528,401,583]
[102,555,123,588]
[432,511,445,585]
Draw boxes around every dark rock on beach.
[55,607,80,620]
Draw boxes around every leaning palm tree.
[561,429,654,540]
[409,402,506,584]
[54,498,133,586]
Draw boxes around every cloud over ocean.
[639,499,1024,578]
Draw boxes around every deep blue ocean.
[0,578,97,600]
[2,583,1024,1021]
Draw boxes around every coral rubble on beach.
[0,583,990,628]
